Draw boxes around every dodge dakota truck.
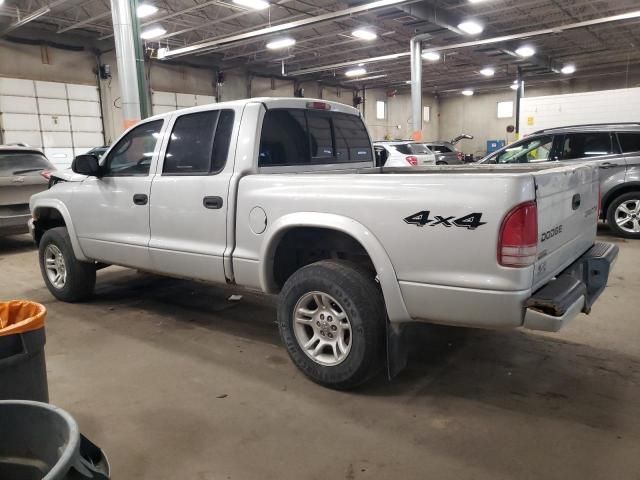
[29,98,618,389]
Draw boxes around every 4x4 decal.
[404,211,487,230]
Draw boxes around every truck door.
[71,119,166,269]
[148,108,236,283]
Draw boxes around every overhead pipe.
[287,9,640,78]
[159,0,414,59]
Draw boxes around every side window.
[163,109,235,175]
[259,110,309,167]
[495,136,553,164]
[103,120,163,176]
[561,133,613,160]
[394,145,411,155]
[618,133,640,154]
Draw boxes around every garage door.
[151,90,216,116]
[0,77,105,168]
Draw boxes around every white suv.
[373,141,436,167]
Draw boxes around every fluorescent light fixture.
[157,47,169,59]
[233,0,269,10]
[515,45,536,57]
[461,89,474,96]
[345,67,367,77]
[422,51,441,61]
[266,37,296,49]
[137,3,158,18]
[510,82,519,90]
[140,26,166,39]
[561,64,576,74]
[458,20,484,35]
[480,67,495,76]
[0,0,5,5]
[352,28,377,40]
[345,74,387,82]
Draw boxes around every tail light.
[40,170,52,180]
[405,156,418,166]
[498,201,538,267]
[456,151,464,161]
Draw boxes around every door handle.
[599,162,616,169]
[572,193,581,211]
[133,193,148,206]
[203,196,223,209]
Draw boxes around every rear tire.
[39,227,96,302]
[278,260,385,390]
[606,192,640,239]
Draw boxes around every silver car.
[0,146,54,236]
[480,123,640,238]
[423,134,474,165]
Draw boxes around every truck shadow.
[70,268,640,434]
[0,234,35,255]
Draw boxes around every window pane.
[394,145,411,155]
[496,136,553,164]
[259,110,309,166]
[376,101,385,120]
[211,110,234,173]
[408,143,430,154]
[307,112,334,159]
[104,120,163,176]
[423,106,431,123]
[497,101,514,119]
[618,133,640,153]
[333,113,373,162]
[428,145,452,153]
[164,111,219,175]
[562,133,612,159]
[0,152,53,176]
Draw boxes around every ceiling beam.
[159,0,416,59]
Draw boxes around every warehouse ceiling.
[1,0,639,93]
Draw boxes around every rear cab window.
[258,108,372,167]
[0,151,53,177]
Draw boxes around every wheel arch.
[260,212,411,324]
[602,182,640,219]
[32,200,89,262]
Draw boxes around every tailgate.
[532,164,599,290]
[416,154,434,166]
[0,176,47,208]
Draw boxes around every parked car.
[30,98,617,389]
[424,134,474,165]
[0,146,54,237]
[480,123,640,238]
[373,141,436,167]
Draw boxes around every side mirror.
[72,154,100,176]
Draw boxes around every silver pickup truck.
[29,98,618,389]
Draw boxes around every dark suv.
[481,124,640,238]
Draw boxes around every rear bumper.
[523,242,618,332]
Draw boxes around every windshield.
[0,151,53,176]
[394,143,431,155]
[487,136,554,164]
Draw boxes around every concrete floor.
[1,228,639,480]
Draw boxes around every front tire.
[606,192,640,239]
[39,227,96,302]
[278,260,385,390]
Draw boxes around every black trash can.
[0,400,110,480]
[0,301,48,402]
